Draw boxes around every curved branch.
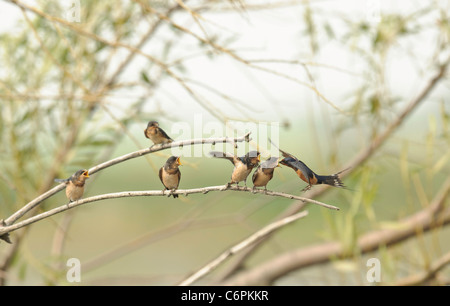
[178,210,309,286]
[0,184,338,238]
[395,251,450,286]
[3,133,251,227]
[221,177,450,285]
[216,57,450,281]
[275,57,450,218]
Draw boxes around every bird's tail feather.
[316,167,350,188]
[316,174,345,188]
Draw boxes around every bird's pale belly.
[66,184,84,201]
[253,173,271,187]
[231,163,251,183]
[162,171,179,189]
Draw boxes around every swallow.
[269,139,347,191]
[159,156,182,198]
[210,151,260,187]
[252,157,280,191]
[54,169,90,202]
[144,120,173,147]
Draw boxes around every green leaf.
[370,95,380,114]
[141,71,152,85]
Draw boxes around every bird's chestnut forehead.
[147,121,159,127]
[74,169,87,176]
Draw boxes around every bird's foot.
[301,185,312,192]
[170,188,179,198]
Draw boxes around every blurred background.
[0,0,449,285]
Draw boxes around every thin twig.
[6,0,228,121]
[395,251,450,286]
[177,210,309,286]
[135,0,342,113]
[0,185,336,238]
[104,2,182,88]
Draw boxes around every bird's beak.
[257,155,261,162]
[84,171,90,178]
[177,157,182,166]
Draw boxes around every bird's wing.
[158,127,173,142]
[159,167,164,186]
[281,157,315,181]
[261,157,279,169]
[209,151,237,165]
[177,169,181,188]
[252,165,261,183]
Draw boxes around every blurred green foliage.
[0,0,449,285]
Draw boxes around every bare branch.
[220,177,450,285]
[0,184,337,238]
[178,210,309,286]
[395,251,450,286]
[103,3,182,88]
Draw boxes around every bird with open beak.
[159,156,182,198]
[54,169,90,202]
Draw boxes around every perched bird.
[54,169,90,202]
[144,121,173,147]
[252,157,280,191]
[269,139,346,191]
[210,151,260,187]
[159,156,182,198]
